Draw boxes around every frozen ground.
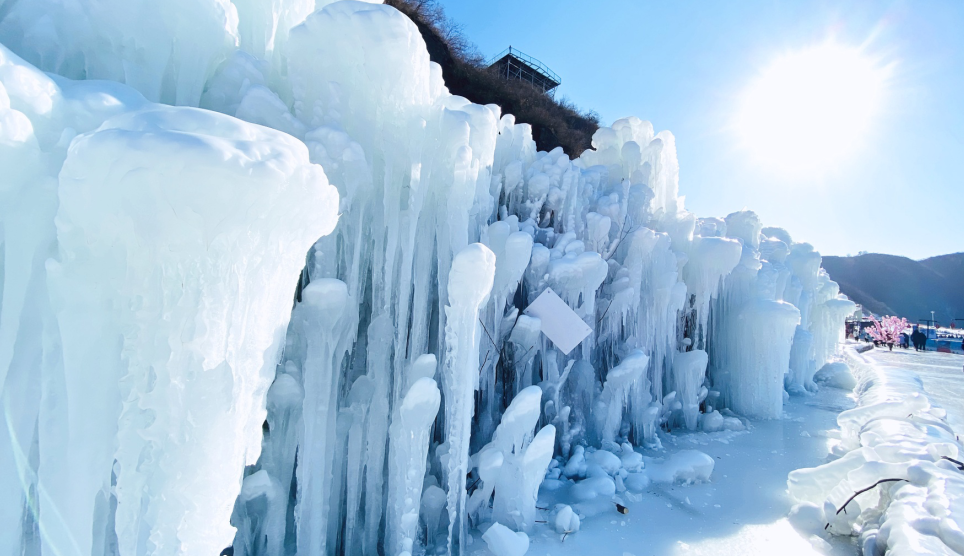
[863,348,964,436]
[468,387,859,556]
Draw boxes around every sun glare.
[736,42,888,173]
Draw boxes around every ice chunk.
[552,505,580,535]
[482,523,530,556]
[814,361,856,390]
[571,476,617,502]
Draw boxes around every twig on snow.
[835,478,908,516]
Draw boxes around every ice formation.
[0,1,855,555]
[789,347,963,555]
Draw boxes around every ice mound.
[788,346,964,554]
[482,523,530,556]
[813,361,856,390]
[646,450,715,485]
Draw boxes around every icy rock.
[482,523,529,556]
[814,362,856,390]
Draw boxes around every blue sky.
[439,0,963,260]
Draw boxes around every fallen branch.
[942,456,964,470]
[836,478,908,515]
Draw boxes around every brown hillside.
[385,0,600,157]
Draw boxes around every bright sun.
[736,42,888,172]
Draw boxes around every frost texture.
[0,2,855,555]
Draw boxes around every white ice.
[0,2,858,555]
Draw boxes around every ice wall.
[0,43,338,556]
[0,1,855,555]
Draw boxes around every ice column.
[43,104,337,556]
[442,244,496,556]
[387,377,441,556]
[728,299,801,418]
[295,279,356,556]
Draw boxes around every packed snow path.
[483,389,858,556]
[863,348,964,436]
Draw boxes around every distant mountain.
[822,252,964,325]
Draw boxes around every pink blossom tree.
[868,315,909,350]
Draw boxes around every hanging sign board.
[523,288,592,355]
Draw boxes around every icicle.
[441,244,495,556]
[387,377,441,556]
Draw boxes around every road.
[864,347,964,436]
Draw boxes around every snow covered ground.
[467,387,859,556]
[863,348,964,436]
[787,345,964,555]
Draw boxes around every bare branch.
[835,478,908,516]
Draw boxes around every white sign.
[523,288,592,355]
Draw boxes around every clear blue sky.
[439,0,963,260]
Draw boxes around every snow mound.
[813,361,856,390]
[788,346,963,554]
[647,450,715,485]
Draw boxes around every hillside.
[822,252,964,324]
[385,0,599,156]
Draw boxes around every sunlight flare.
[736,42,889,172]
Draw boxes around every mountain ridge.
[822,252,964,325]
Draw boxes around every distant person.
[911,327,920,351]
[911,327,926,352]
[899,332,909,349]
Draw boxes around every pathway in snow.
[863,347,964,436]
[489,387,860,556]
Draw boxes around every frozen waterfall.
[0,1,854,555]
